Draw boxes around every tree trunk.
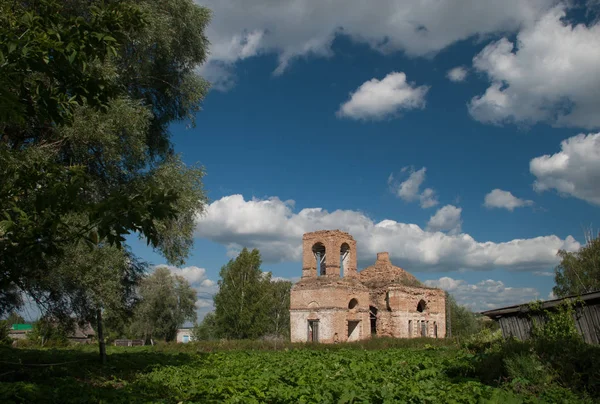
[97,309,106,365]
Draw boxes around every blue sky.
[127,0,600,319]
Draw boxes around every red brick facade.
[290,230,446,343]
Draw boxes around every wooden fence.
[114,339,145,347]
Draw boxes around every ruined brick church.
[290,230,446,343]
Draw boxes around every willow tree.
[0,0,211,360]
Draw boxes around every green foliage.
[130,267,197,342]
[530,300,582,344]
[554,230,600,298]
[212,248,292,339]
[455,303,600,402]
[191,312,218,341]
[446,292,496,338]
[0,320,11,345]
[0,342,588,403]
[26,317,70,347]
[1,0,211,319]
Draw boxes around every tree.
[4,312,25,325]
[213,248,273,339]
[0,0,211,322]
[266,280,292,338]
[130,267,196,342]
[445,293,493,338]
[42,243,146,362]
[212,248,292,340]
[554,230,600,298]
[191,312,218,341]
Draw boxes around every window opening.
[340,243,350,277]
[417,299,427,313]
[369,306,378,336]
[312,243,326,276]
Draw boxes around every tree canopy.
[0,0,211,319]
[130,267,197,342]
[210,248,292,340]
[554,230,600,298]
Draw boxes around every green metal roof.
[11,323,33,331]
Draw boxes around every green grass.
[0,339,586,403]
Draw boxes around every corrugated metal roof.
[11,323,33,331]
[481,290,600,317]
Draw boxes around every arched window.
[312,243,326,276]
[340,243,350,277]
[417,299,427,313]
[348,298,358,310]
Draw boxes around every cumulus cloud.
[198,0,557,89]
[424,276,541,311]
[530,132,600,205]
[389,167,439,208]
[336,72,428,120]
[194,194,580,272]
[426,205,463,235]
[469,5,600,128]
[419,188,439,209]
[447,66,468,82]
[153,265,218,319]
[484,189,534,211]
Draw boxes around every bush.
[0,320,12,345]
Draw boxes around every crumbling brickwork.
[290,230,446,343]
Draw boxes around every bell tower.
[301,230,357,278]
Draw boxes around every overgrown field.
[0,338,591,403]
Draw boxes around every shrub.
[0,320,12,345]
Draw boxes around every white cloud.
[469,5,600,128]
[336,72,428,120]
[424,276,541,311]
[484,189,534,211]
[194,194,580,272]
[426,205,462,235]
[198,0,557,89]
[420,188,439,209]
[447,66,468,82]
[533,271,555,277]
[530,132,600,205]
[389,167,439,208]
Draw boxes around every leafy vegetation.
[129,267,197,342]
[202,248,292,340]
[554,229,600,297]
[0,337,588,404]
[445,292,499,338]
[0,0,210,326]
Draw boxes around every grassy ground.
[0,338,587,403]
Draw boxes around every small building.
[68,323,96,343]
[481,290,600,344]
[176,328,193,343]
[8,323,33,340]
[290,230,446,343]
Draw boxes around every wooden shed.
[481,290,600,344]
